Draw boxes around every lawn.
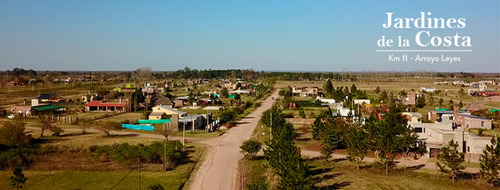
[0,170,188,190]
[96,112,146,122]
[0,145,205,190]
[309,159,491,190]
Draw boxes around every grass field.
[309,159,491,190]
[0,144,205,190]
[0,169,189,190]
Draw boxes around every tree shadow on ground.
[458,172,480,180]
[319,181,351,190]
[251,155,265,161]
[403,164,425,171]
[296,137,312,142]
[32,137,65,144]
[233,121,250,125]
[59,132,95,137]
[106,133,138,138]
[330,158,347,162]
[314,173,343,183]
[309,167,333,175]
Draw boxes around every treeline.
[167,67,259,80]
[323,80,368,106]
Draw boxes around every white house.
[420,86,436,93]
[316,97,336,104]
[353,99,370,105]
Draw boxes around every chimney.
[430,111,436,122]
[453,106,459,124]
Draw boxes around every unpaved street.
[188,91,278,190]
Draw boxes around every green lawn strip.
[0,143,205,190]
[0,168,190,190]
[309,159,490,190]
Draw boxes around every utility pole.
[138,158,141,190]
[182,122,186,146]
[164,124,167,171]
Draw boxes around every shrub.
[148,184,164,190]
[0,120,31,147]
[50,126,64,136]
[246,182,268,190]
[240,139,261,159]
[92,141,187,169]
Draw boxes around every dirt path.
[187,91,278,190]
[300,149,480,173]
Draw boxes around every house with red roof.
[85,101,126,112]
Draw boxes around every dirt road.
[187,91,278,190]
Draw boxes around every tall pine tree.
[437,140,465,182]
[263,108,315,190]
[480,136,500,186]
[346,127,369,170]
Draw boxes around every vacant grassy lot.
[0,145,204,190]
[309,159,490,190]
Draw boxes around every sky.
[0,0,499,72]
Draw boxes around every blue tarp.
[122,124,155,131]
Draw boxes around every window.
[467,146,470,152]
[481,121,485,126]
[414,127,423,133]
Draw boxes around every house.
[141,85,156,96]
[403,91,416,105]
[328,102,344,110]
[153,96,174,108]
[434,81,449,85]
[335,107,354,117]
[428,107,492,129]
[402,112,422,123]
[420,86,436,93]
[85,101,126,112]
[316,98,336,105]
[36,93,65,103]
[31,105,65,115]
[354,99,370,105]
[151,105,187,117]
[228,89,251,95]
[412,122,491,160]
[461,102,486,113]
[292,86,319,97]
[10,106,31,116]
[455,114,492,129]
[478,91,500,97]
[175,96,190,106]
[179,114,206,131]
[428,109,467,123]
[148,112,167,120]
